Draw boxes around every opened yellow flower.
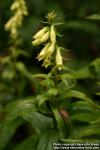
[37,43,50,61]
[32,30,50,46]
[56,47,63,70]
[40,31,50,43]
[33,27,49,39]
[48,43,55,53]
[37,43,55,68]
[11,1,19,11]
[32,39,41,46]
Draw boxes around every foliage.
[0,0,100,150]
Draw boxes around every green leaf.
[72,101,94,112]
[15,49,29,57]
[37,130,59,150]
[46,130,59,150]
[48,88,58,96]
[21,112,53,134]
[0,119,23,150]
[0,98,36,150]
[73,66,92,79]
[91,118,100,124]
[6,97,37,117]
[36,94,48,107]
[59,74,76,90]
[6,97,53,133]
[2,68,15,80]
[14,134,38,150]
[61,139,100,143]
[63,90,91,102]
[0,97,53,149]
[36,131,50,150]
[86,14,100,20]
[89,58,100,79]
[65,20,100,34]
[63,90,100,109]
[33,74,48,79]
[15,62,31,79]
[51,107,71,138]
[95,92,100,96]
[41,78,55,88]
[70,124,100,138]
[71,112,99,123]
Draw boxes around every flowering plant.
[32,12,64,70]
[0,4,100,149]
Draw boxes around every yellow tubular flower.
[10,1,19,11]
[48,43,55,54]
[5,0,28,39]
[40,31,50,43]
[37,43,50,61]
[56,47,63,70]
[50,25,56,43]
[41,43,55,68]
[33,27,49,39]
[42,53,52,68]
[32,39,41,46]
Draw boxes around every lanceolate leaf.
[0,119,23,150]
[71,112,99,123]
[70,124,100,138]
[86,14,100,20]
[59,74,76,90]
[65,20,100,34]
[46,130,59,150]
[21,111,53,133]
[72,101,94,112]
[33,74,48,78]
[62,90,100,109]
[36,94,48,107]
[36,130,59,150]
[61,139,100,143]
[14,134,39,150]
[73,66,92,79]
[4,98,37,123]
[0,97,53,149]
[64,90,92,102]
[51,107,71,138]
[0,98,37,150]
[89,58,100,79]
[36,131,50,150]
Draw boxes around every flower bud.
[42,56,51,68]
[32,39,41,46]
[37,43,50,61]
[40,31,50,43]
[56,47,63,70]
[41,43,55,68]
[11,1,19,11]
[50,25,56,43]
[33,27,49,39]
[48,43,55,54]
[5,21,12,30]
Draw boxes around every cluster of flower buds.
[5,0,28,39]
[32,24,63,70]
